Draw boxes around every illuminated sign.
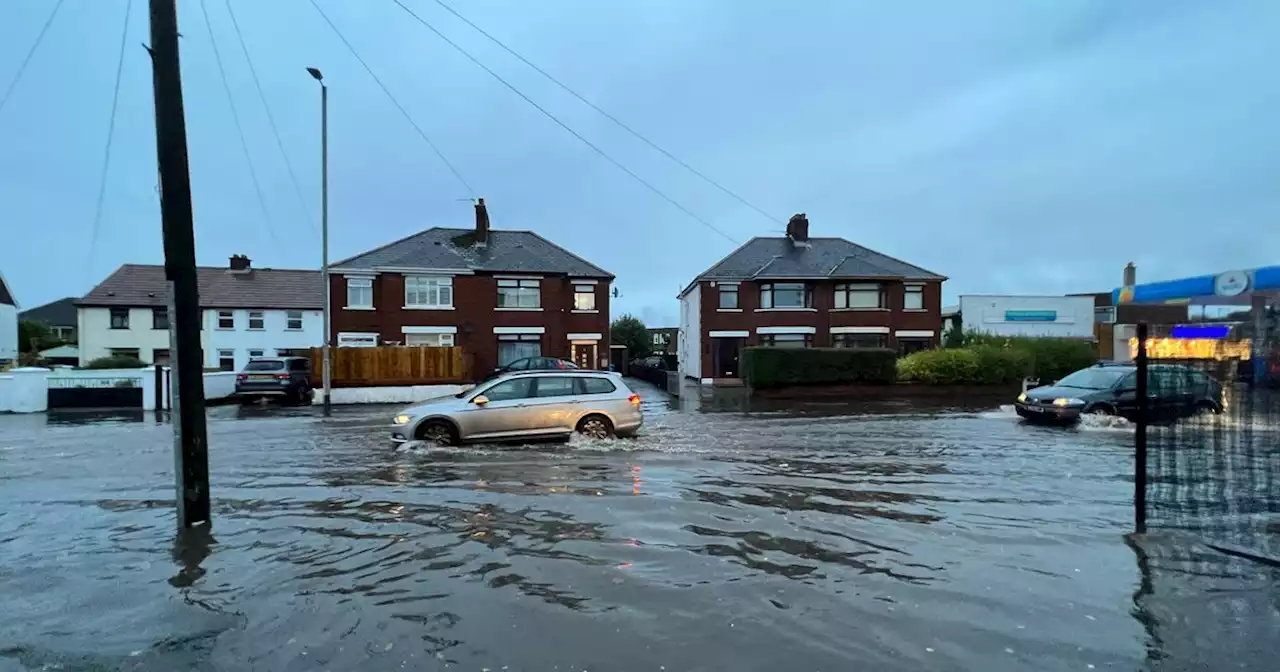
[1129,337,1251,361]
[1169,325,1231,339]
[1004,310,1057,322]
[1213,270,1249,297]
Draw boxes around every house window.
[218,349,235,371]
[832,333,887,349]
[835,283,885,309]
[405,276,453,308]
[652,332,664,345]
[153,348,170,365]
[152,307,169,330]
[573,284,596,311]
[497,279,541,308]
[346,277,373,309]
[759,283,811,309]
[286,310,303,330]
[759,333,811,348]
[898,338,932,355]
[109,308,129,329]
[719,285,739,309]
[497,334,541,365]
[217,311,235,329]
[248,311,265,330]
[1095,306,1116,324]
[110,347,140,359]
[405,333,455,347]
[248,349,265,359]
[904,284,924,310]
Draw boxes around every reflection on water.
[0,381,1275,671]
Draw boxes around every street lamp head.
[306,67,324,82]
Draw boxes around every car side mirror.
[472,395,489,406]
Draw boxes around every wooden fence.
[309,347,469,387]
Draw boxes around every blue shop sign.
[1005,310,1057,322]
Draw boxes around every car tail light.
[628,394,641,407]
[236,374,247,382]
[276,373,290,380]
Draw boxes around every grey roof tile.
[19,297,78,326]
[78,264,323,309]
[331,228,612,278]
[698,237,944,282]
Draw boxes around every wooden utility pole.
[149,0,211,528]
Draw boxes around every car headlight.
[1052,398,1085,407]
[1017,392,1027,403]
[393,414,412,425]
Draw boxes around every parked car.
[235,357,313,405]
[1014,362,1223,424]
[484,356,579,380]
[391,370,643,445]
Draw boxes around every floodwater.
[1,382,1276,671]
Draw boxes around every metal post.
[1134,321,1149,534]
[149,0,210,529]
[320,80,331,416]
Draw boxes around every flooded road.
[1,382,1275,671]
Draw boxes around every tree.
[610,314,652,359]
[17,320,60,354]
[943,314,965,348]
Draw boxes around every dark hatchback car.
[235,357,314,404]
[1015,363,1223,424]
[484,356,578,380]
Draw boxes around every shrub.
[83,355,146,370]
[743,347,897,389]
[953,331,1096,382]
[897,346,1032,385]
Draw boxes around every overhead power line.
[0,0,67,117]
[224,0,315,236]
[428,0,782,226]
[307,0,477,198]
[86,0,134,276]
[390,0,738,245]
[198,0,279,247]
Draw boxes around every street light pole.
[308,67,331,417]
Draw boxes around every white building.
[77,257,323,370]
[0,270,17,364]
[956,294,1096,340]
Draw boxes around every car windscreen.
[1054,368,1129,390]
[243,360,285,371]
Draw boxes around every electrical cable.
[390,0,737,244]
[429,0,781,225]
[224,0,316,236]
[198,0,281,247]
[0,0,68,117]
[307,0,477,198]
[86,0,134,277]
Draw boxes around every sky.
[3,0,1279,328]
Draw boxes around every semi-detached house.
[329,200,613,377]
[76,256,323,369]
[678,214,946,383]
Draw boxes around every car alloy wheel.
[579,417,612,439]
[419,422,454,446]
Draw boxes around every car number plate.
[1022,405,1044,412]
[250,374,274,380]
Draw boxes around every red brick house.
[677,214,945,382]
[329,200,613,377]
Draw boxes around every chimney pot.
[786,213,810,243]
[229,254,251,271]
[474,198,490,246]
[1123,262,1136,287]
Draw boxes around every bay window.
[498,334,541,364]
[497,279,541,308]
[834,283,885,309]
[758,333,811,348]
[405,275,453,308]
[832,333,887,349]
[758,282,811,309]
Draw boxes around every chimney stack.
[786,213,810,245]
[474,198,490,246]
[229,254,251,271]
[1123,262,1136,287]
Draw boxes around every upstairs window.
[217,311,235,329]
[573,284,596,311]
[835,283,885,309]
[405,276,453,308]
[109,308,129,329]
[286,310,303,330]
[346,277,373,309]
[1095,306,1116,324]
[152,307,169,330]
[497,279,541,308]
[759,283,811,309]
[719,285,739,309]
[904,284,925,310]
[248,311,265,329]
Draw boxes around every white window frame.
[286,310,303,330]
[346,277,373,309]
[835,283,885,310]
[904,284,924,310]
[337,332,379,348]
[497,279,541,309]
[248,310,265,330]
[652,333,664,345]
[248,349,265,358]
[1095,306,1117,324]
[217,310,235,329]
[217,349,235,371]
[404,333,455,347]
[404,275,453,309]
[573,283,596,311]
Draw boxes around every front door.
[571,341,597,369]
[712,337,744,378]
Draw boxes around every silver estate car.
[391,370,643,445]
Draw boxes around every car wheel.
[576,414,614,439]
[1087,405,1114,416]
[1194,401,1220,417]
[416,420,457,446]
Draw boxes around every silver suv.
[391,371,643,445]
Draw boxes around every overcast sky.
[3,0,1278,326]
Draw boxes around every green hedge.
[959,333,1097,382]
[743,347,897,389]
[82,355,146,370]
[896,345,1031,385]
